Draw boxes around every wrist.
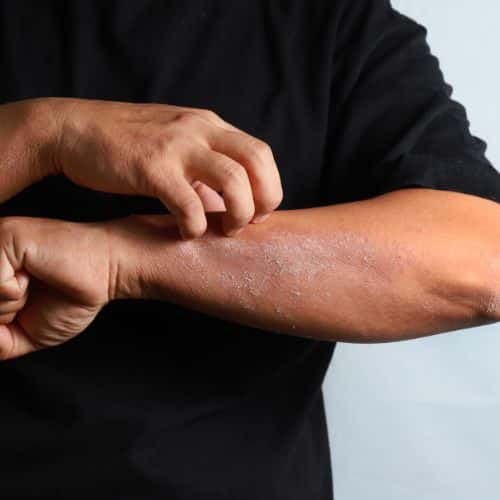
[0,99,59,201]
[101,214,189,302]
[99,216,148,301]
[5,98,66,180]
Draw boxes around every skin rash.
[481,258,500,318]
[112,189,498,343]
[178,228,409,337]
[0,100,497,360]
[0,188,497,361]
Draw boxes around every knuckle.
[152,132,176,152]
[0,217,21,258]
[235,205,255,223]
[197,108,219,121]
[175,111,202,128]
[260,187,284,212]
[227,197,255,223]
[176,194,201,216]
[0,283,20,301]
[220,162,246,186]
[246,138,273,162]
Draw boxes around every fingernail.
[252,213,270,224]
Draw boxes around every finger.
[207,130,283,222]
[17,271,30,292]
[187,149,255,236]
[0,293,28,315]
[0,312,17,325]
[0,270,30,301]
[192,180,226,212]
[153,174,207,239]
[0,321,38,361]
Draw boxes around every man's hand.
[1,97,282,237]
[1,189,498,361]
[0,216,111,360]
[48,97,282,238]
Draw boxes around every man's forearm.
[108,188,499,343]
[0,98,58,203]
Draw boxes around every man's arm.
[108,187,500,343]
[0,99,59,203]
[0,97,283,237]
[0,187,497,360]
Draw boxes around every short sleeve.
[319,0,500,205]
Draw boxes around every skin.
[0,98,282,237]
[0,99,498,360]
[0,188,498,360]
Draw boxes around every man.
[0,1,498,499]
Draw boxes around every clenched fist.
[0,216,112,360]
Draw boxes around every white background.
[323,2,500,499]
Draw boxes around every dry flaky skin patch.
[485,295,499,317]
[488,260,500,319]
[125,192,499,342]
[169,225,422,341]
[476,255,500,321]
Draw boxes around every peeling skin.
[485,293,499,319]
[163,225,419,342]
[484,258,500,320]
[117,190,499,343]
[203,228,405,283]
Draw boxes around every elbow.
[434,252,500,329]
[479,255,500,323]
[480,289,500,323]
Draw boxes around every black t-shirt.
[0,1,498,499]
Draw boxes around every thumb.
[0,270,30,301]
